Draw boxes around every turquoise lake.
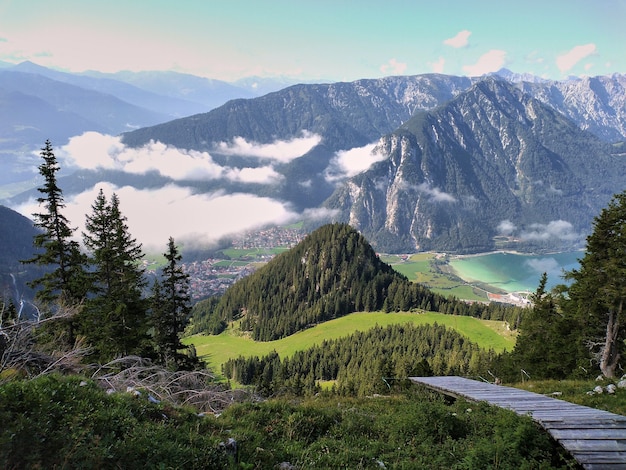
[449,251,584,293]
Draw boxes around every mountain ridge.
[6,68,626,253]
[325,78,624,252]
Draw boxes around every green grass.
[185,311,516,375]
[514,379,626,416]
[381,253,490,301]
[0,375,574,469]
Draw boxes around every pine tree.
[25,140,88,305]
[81,190,151,361]
[564,191,626,377]
[153,237,198,370]
[507,273,578,379]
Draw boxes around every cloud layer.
[17,182,298,251]
[497,219,580,242]
[215,131,321,162]
[62,131,322,184]
[15,132,391,252]
[325,143,387,181]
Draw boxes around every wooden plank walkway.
[410,376,626,469]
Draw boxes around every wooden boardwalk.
[410,376,626,469]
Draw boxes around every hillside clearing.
[185,311,516,375]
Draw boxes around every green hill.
[186,311,515,375]
[195,223,524,341]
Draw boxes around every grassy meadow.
[380,253,492,301]
[185,311,516,376]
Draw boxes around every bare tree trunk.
[600,298,622,378]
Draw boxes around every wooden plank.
[575,451,626,463]
[545,422,626,430]
[583,463,626,470]
[551,429,626,440]
[410,376,626,469]
[559,439,626,452]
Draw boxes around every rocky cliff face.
[325,79,626,253]
[518,74,626,142]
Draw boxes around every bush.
[0,376,576,469]
[0,374,228,469]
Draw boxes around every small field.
[185,311,516,376]
[380,253,492,301]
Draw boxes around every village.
[181,226,306,300]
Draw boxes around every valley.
[2,5,625,467]
[179,226,580,303]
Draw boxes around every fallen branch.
[89,356,257,413]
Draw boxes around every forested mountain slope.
[0,205,40,305]
[200,223,521,341]
[324,78,626,252]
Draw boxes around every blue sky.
[1,0,625,81]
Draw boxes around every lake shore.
[447,251,583,294]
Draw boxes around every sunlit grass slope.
[185,311,516,375]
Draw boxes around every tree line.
[497,190,626,380]
[1,140,198,371]
[222,322,496,397]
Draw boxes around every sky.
[1,0,625,82]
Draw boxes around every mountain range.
[0,61,306,185]
[118,71,626,253]
[3,63,626,254]
[326,78,626,252]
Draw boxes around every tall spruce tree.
[152,237,197,370]
[81,190,151,361]
[564,190,626,378]
[506,273,578,379]
[25,140,88,305]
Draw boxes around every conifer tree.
[25,140,88,305]
[564,190,626,377]
[152,237,197,370]
[81,190,151,361]
[507,273,577,379]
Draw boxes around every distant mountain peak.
[488,68,549,84]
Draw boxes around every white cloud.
[444,30,471,48]
[62,132,225,180]
[16,182,298,251]
[380,58,407,75]
[224,166,283,184]
[417,183,456,202]
[214,131,322,163]
[525,257,561,275]
[556,44,596,73]
[429,57,445,74]
[463,50,507,76]
[324,143,387,181]
[521,220,579,241]
[301,207,341,221]
[497,220,516,235]
[61,131,288,184]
